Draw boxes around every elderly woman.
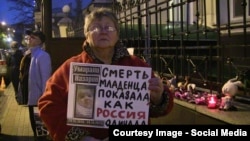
[38,7,173,141]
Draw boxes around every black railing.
[112,0,250,101]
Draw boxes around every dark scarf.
[82,40,130,64]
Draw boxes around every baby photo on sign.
[74,84,96,119]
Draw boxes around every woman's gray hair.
[83,7,119,36]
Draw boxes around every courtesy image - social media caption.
[112,128,248,138]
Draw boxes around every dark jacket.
[9,49,23,93]
[18,52,31,104]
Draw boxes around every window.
[230,0,250,22]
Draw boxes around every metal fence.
[111,0,249,99]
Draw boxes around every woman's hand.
[148,77,164,105]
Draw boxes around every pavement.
[0,83,35,141]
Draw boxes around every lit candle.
[207,95,217,109]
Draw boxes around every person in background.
[38,8,174,141]
[16,34,33,105]
[18,44,31,105]
[9,41,23,100]
[20,34,30,54]
[21,30,52,140]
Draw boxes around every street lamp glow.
[1,21,6,26]
[6,36,13,42]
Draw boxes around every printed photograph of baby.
[74,84,96,119]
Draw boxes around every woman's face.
[86,16,119,49]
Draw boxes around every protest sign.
[67,62,152,128]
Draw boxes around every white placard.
[67,62,151,128]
